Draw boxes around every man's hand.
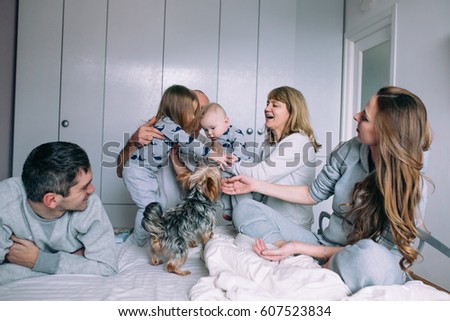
[6,235,39,269]
[129,117,164,148]
[117,117,165,178]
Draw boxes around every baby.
[200,103,252,220]
[200,103,251,161]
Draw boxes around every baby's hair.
[200,102,227,119]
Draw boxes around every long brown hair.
[266,86,321,152]
[346,86,432,271]
[155,85,199,134]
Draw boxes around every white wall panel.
[103,204,137,228]
[59,0,107,192]
[164,0,220,98]
[394,0,450,293]
[294,0,343,157]
[255,0,297,143]
[13,0,63,175]
[218,0,259,142]
[102,0,165,204]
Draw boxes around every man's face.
[56,170,95,212]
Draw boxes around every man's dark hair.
[22,141,91,202]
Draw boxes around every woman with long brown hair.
[222,86,431,293]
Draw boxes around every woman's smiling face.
[264,99,290,140]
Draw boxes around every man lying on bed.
[0,141,118,285]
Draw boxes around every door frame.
[340,4,398,141]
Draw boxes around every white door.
[342,6,396,141]
[13,0,107,192]
[59,0,107,191]
[101,0,166,226]
[218,0,259,144]
[13,0,63,176]
[255,0,297,145]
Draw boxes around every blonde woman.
[228,86,321,230]
[222,86,431,293]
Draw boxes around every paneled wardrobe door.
[13,0,63,176]
[217,0,259,145]
[293,0,344,159]
[163,0,220,95]
[59,0,108,191]
[254,0,297,147]
[101,0,166,227]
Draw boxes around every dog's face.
[177,166,221,201]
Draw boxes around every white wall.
[346,0,450,291]
[0,0,16,181]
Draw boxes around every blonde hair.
[155,85,199,134]
[346,86,432,271]
[266,86,321,152]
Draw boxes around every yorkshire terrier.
[141,166,221,276]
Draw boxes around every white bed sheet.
[0,225,448,301]
[0,234,208,301]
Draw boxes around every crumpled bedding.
[0,234,208,301]
[0,225,447,301]
[190,225,450,301]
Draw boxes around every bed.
[0,224,448,301]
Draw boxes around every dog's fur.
[141,166,221,276]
